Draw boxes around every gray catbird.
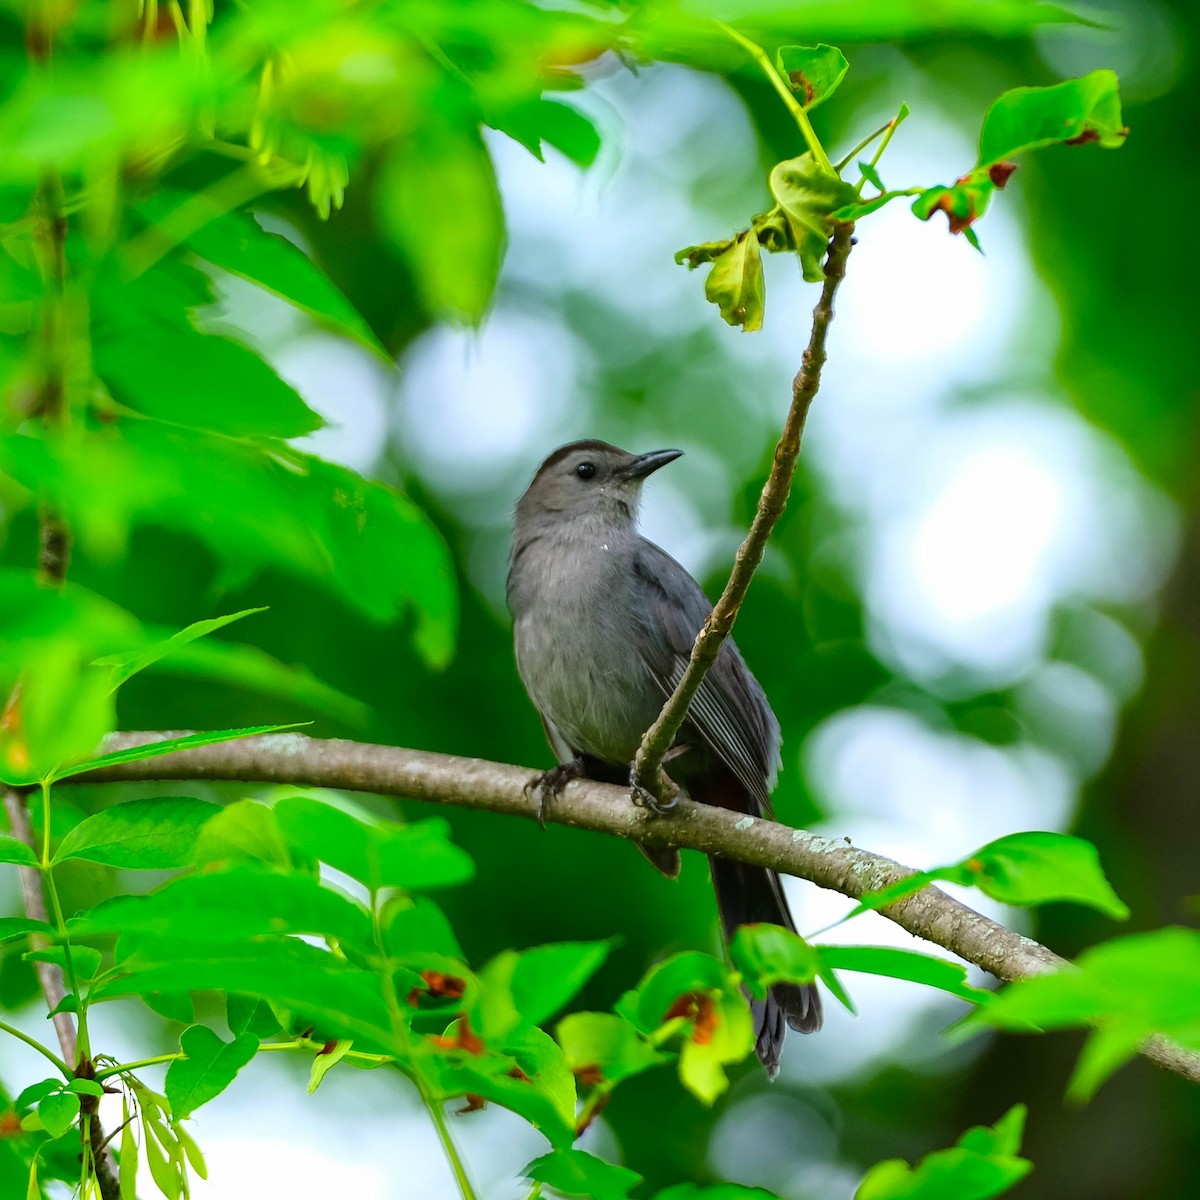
[507,439,822,1074]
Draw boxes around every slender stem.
[371,890,479,1200]
[40,780,90,1061]
[0,1018,71,1076]
[94,1038,389,1082]
[835,119,894,173]
[716,22,834,175]
[631,223,854,801]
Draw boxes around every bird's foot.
[524,758,586,827]
[629,766,680,815]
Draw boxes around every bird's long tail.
[708,852,823,1075]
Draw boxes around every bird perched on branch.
[507,439,821,1074]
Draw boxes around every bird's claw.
[629,767,680,815]
[524,758,585,828]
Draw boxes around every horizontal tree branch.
[75,730,1200,1087]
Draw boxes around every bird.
[506,438,821,1074]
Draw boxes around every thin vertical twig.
[632,223,855,801]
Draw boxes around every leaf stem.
[0,1018,71,1076]
[371,890,479,1200]
[717,22,835,175]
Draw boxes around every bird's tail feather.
[708,853,823,1075]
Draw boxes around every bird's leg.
[629,762,682,815]
[629,742,692,814]
[524,757,586,827]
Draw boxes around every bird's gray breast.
[511,536,663,766]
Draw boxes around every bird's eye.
[575,462,596,480]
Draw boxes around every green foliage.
[523,1148,643,1199]
[776,45,849,110]
[964,929,1200,1101]
[847,831,1129,922]
[165,1025,259,1119]
[854,1105,1030,1200]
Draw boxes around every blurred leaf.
[556,1012,670,1086]
[54,723,309,781]
[194,801,294,870]
[165,1024,259,1119]
[53,796,221,868]
[377,115,504,323]
[96,608,265,690]
[817,946,991,1005]
[622,951,731,1036]
[1,426,459,666]
[76,865,375,950]
[0,836,37,867]
[136,631,370,727]
[523,1147,643,1200]
[275,797,474,892]
[36,1090,78,1140]
[776,44,848,109]
[136,194,387,358]
[0,642,116,785]
[93,320,323,440]
[381,895,463,960]
[730,924,821,998]
[509,940,615,1026]
[677,989,754,1104]
[227,994,281,1040]
[854,1105,1030,1199]
[490,98,601,167]
[965,928,1200,1101]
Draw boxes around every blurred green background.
[2,0,1198,1196]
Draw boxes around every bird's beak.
[618,448,684,480]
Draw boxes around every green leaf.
[193,800,293,870]
[37,1090,79,1139]
[53,796,221,868]
[858,160,886,192]
[377,117,504,324]
[136,631,370,727]
[677,989,754,1105]
[556,1012,670,1086]
[307,1039,353,1094]
[425,1023,577,1149]
[490,98,601,168]
[965,928,1200,1101]
[961,832,1129,919]
[0,640,116,785]
[509,940,615,1026]
[93,319,323,439]
[623,951,731,1036]
[136,194,387,358]
[776,44,849,110]
[119,1096,138,1200]
[64,1078,104,1097]
[768,154,858,282]
[703,231,765,332]
[96,608,265,690]
[53,723,309,782]
[0,916,53,941]
[978,69,1126,164]
[523,1148,643,1200]
[854,1105,1030,1200]
[77,865,374,950]
[730,925,821,998]
[227,995,281,1039]
[0,836,37,867]
[15,1079,61,1110]
[165,1024,258,1118]
[274,797,474,892]
[380,896,463,960]
[97,939,397,1052]
[817,946,991,1005]
[3,426,459,666]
